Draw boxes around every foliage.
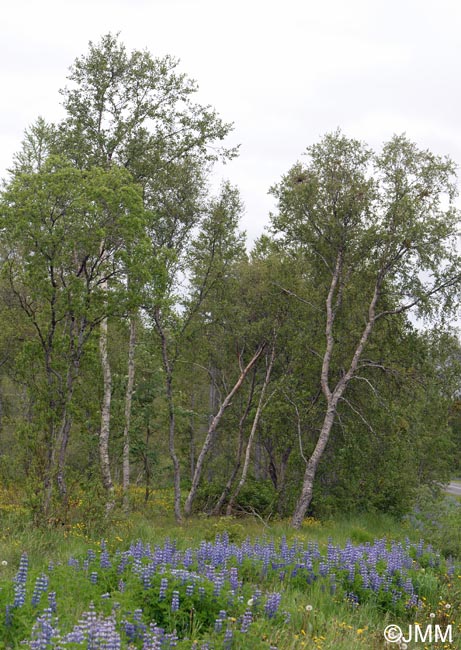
[0,34,460,529]
[405,486,461,559]
[195,479,278,517]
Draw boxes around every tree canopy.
[1,36,460,528]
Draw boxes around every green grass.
[0,491,460,650]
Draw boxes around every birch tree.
[270,131,461,528]
[0,155,145,515]
[57,33,235,505]
[149,183,247,521]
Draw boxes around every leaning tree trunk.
[211,369,257,515]
[226,344,275,514]
[99,308,115,510]
[291,402,339,528]
[184,344,266,517]
[122,316,136,511]
[291,264,381,529]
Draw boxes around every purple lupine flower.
[124,619,136,641]
[100,547,111,569]
[240,609,252,633]
[165,629,178,648]
[171,590,179,612]
[406,593,422,608]
[159,577,168,600]
[264,592,281,619]
[89,571,98,584]
[223,627,233,650]
[47,591,57,613]
[346,592,359,607]
[13,553,28,608]
[62,606,121,649]
[27,608,57,649]
[229,566,239,592]
[141,568,152,589]
[31,574,49,607]
[212,572,225,596]
[142,631,163,650]
[5,604,13,627]
[183,548,193,569]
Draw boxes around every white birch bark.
[184,344,266,517]
[99,291,114,510]
[226,343,276,514]
[122,316,136,511]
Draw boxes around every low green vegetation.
[1,488,461,649]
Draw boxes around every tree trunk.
[42,349,58,518]
[277,445,293,494]
[184,344,265,517]
[122,316,136,511]
[290,269,381,528]
[99,311,114,509]
[166,369,182,523]
[155,310,183,523]
[144,422,151,504]
[56,413,72,499]
[189,392,196,481]
[226,344,275,514]
[291,404,337,528]
[56,329,84,500]
[211,368,257,515]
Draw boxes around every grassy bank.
[0,489,460,649]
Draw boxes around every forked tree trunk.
[184,344,266,517]
[122,316,136,511]
[291,261,381,528]
[226,343,275,514]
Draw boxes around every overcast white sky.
[1,0,461,243]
